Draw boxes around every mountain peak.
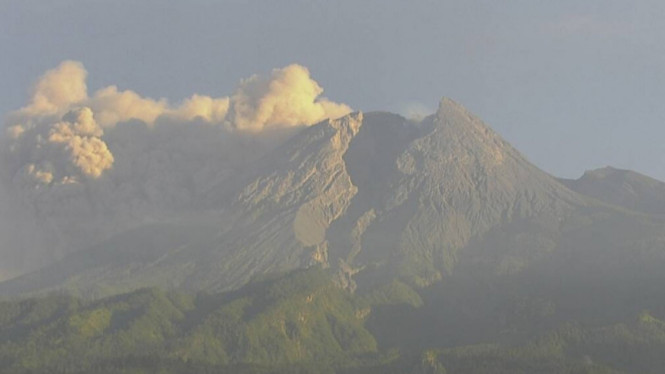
[435,97,482,127]
[437,96,467,113]
[333,101,583,285]
[420,96,524,176]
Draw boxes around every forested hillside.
[3,267,665,373]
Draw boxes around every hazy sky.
[2,0,664,180]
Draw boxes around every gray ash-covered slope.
[182,112,365,291]
[189,97,585,291]
[560,166,665,215]
[325,98,585,287]
[3,98,665,297]
[0,113,367,296]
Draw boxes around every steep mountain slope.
[185,113,364,290]
[327,98,584,287]
[0,113,365,296]
[3,98,665,299]
[560,166,665,215]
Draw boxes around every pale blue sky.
[2,0,664,180]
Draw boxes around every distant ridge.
[560,166,665,215]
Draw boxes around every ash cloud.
[227,64,351,132]
[0,61,351,276]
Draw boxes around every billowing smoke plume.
[0,61,351,276]
[227,65,351,132]
[5,61,349,184]
[8,107,113,185]
[15,61,89,117]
